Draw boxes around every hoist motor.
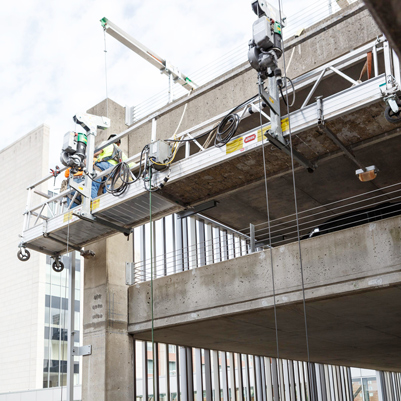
[248,0,284,80]
[247,0,315,172]
[60,131,88,172]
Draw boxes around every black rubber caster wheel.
[52,261,65,273]
[385,100,401,124]
[17,249,30,261]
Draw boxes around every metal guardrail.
[129,183,401,285]
[127,214,250,285]
[240,182,401,247]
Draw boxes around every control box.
[62,131,78,153]
[148,140,172,170]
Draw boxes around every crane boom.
[100,17,198,91]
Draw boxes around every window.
[148,360,154,375]
[169,361,176,376]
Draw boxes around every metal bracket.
[73,345,92,356]
[259,85,280,116]
[43,233,83,253]
[316,96,368,171]
[73,210,132,236]
[69,178,90,198]
[264,131,316,172]
[126,262,135,285]
[177,200,218,219]
[384,94,400,113]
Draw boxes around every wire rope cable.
[149,169,156,400]
[237,182,401,232]
[103,28,109,118]
[258,82,282,399]
[278,0,313,398]
[59,206,72,401]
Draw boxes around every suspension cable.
[149,169,156,400]
[60,207,72,401]
[278,0,313,397]
[103,28,109,118]
[258,81,282,400]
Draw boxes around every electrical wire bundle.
[278,76,295,107]
[88,79,295,197]
[88,142,172,196]
[165,93,259,150]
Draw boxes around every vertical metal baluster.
[279,360,285,401]
[133,339,137,401]
[255,356,263,401]
[198,219,206,267]
[205,223,213,265]
[162,217,167,277]
[324,365,331,401]
[174,214,182,273]
[154,342,160,401]
[328,366,336,401]
[143,341,149,401]
[271,358,279,401]
[140,225,146,282]
[237,354,244,401]
[187,348,194,400]
[212,350,220,401]
[228,353,236,401]
[293,361,300,401]
[264,358,273,401]
[250,224,256,253]
[392,50,401,88]
[187,216,197,269]
[288,361,296,401]
[221,352,229,401]
[195,348,203,401]
[179,347,188,401]
[176,345,181,401]
[283,360,290,401]
[204,349,213,401]
[260,357,267,401]
[245,355,251,401]
[166,344,171,401]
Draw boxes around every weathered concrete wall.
[82,234,134,401]
[127,2,381,156]
[129,216,401,371]
[87,98,129,155]
[283,4,381,77]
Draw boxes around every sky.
[1,0,315,172]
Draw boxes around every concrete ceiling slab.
[134,286,401,372]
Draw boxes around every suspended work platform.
[20,37,401,258]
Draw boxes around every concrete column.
[82,233,134,401]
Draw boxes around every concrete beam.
[129,216,401,371]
